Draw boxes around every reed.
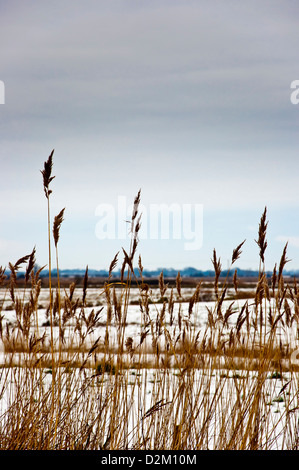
[0,153,298,449]
[40,150,55,376]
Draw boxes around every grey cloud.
[1,0,299,269]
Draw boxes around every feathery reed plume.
[216,285,227,321]
[8,262,17,288]
[14,254,31,270]
[121,248,134,282]
[236,301,248,334]
[68,281,76,302]
[120,190,142,287]
[130,215,141,263]
[142,399,171,420]
[278,242,290,284]
[9,254,31,287]
[133,213,142,241]
[129,190,142,273]
[159,270,168,298]
[131,189,141,228]
[25,247,36,284]
[138,254,144,281]
[255,206,268,266]
[40,149,55,199]
[211,248,221,299]
[108,252,119,282]
[232,240,246,265]
[233,269,239,294]
[53,208,65,247]
[223,302,236,328]
[188,282,201,317]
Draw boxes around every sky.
[1,0,299,273]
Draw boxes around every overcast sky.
[1,0,299,273]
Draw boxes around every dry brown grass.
[0,152,298,450]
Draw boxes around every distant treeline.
[10,266,299,279]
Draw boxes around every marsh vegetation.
[0,151,298,449]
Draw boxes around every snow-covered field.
[0,286,299,449]
[0,359,296,449]
[1,285,299,362]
